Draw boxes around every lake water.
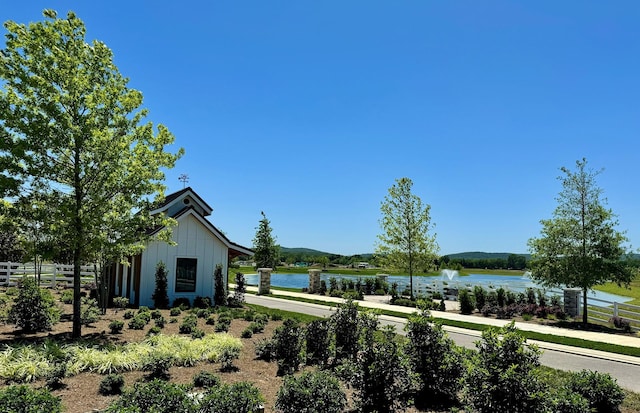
[243,272,633,303]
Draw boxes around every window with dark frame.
[176,258,197,292]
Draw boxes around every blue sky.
[3,2,639,256]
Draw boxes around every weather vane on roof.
[178,174,189,188]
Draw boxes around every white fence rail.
[0,262,97,288]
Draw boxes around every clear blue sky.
[3,2,639,256]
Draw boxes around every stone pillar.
[308,269,321,293]
[564,288,581,318]
[258,268,272,295]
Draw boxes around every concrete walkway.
[238,285,640,362]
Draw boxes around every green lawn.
[594,276,640,306]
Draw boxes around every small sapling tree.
[151,261,169,309]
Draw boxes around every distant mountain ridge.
[280,247,530,259]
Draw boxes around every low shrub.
[8,276,60,332]
[610,316,631,332]
[150,309,162,319]
[0,385,62,413]
[179,315,198,334]
[80,297,101,326]
[191,328,205,339]
[198,382,263,413]
[255,338,276,361]
[128,316,146,330]
[272,318,304,376]
[305,318,331,366]
[248,322,264,333]
[155,316,166,328]
[99,373,125,396]
[169,307,181,316]
[205,315,216,325]
[104,379,193,413]
[196,308,211,319]
[241,328,253,338]
[113,296,128,311]
[391,297,417,308]
[169,317,178,323]
[147,326,162,336]
[138,306,150,314]
[172,297,191,310]
[60,289,74,304]
[276,371,346,413]
[109,320,124,334]
[193,370,220,388]
[567,370,625,413]
[194,296,212,309]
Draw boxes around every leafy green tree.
[0,10,183,337]
[213,263,227,306]
[528,159,635,324]
[252,211,279,270]
[376,178,438,299]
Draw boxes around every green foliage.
[566,370,625,413]
[80,297,101,326]
[179,314,198,334]
[198,382,264,413]
[276,370,346,413]
[215,315,231,333]
[147,326,162,336]
[240,328,253,338]
[60,289,74,304]
[154,316,166,328]
[528,158,636,324]
[214,264,228,306]
[405,309,463,407]
[463,322,547,413]
[330,299,370,361]
[105,379,194,413]
[252,211,280,270]
[0,10,184,338]
[99,373,125,396]
[123,310,134,319]
[254,338,276,361]
[376,177,439,299]
[0,385,62,413]
[194,295,212,309]
[8,276,58,332]
[305,318,331,366]
[152,261,170,309]
[272,318,304,376]
[193,370,220,388]
[128,316,147,330]
[113,296,129,310]
[109,320,124,334]
[191,327,205,339]
[473,285,486,311]
[170,307,182,316]
[172,297,191,310]
[345,326,414,413]
[458,288,475,315]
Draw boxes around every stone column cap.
[257,268,273,272]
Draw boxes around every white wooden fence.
[0,262,97,288]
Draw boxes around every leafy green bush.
[191,327,205,339]
[331,299,361,361]
[60,289,74,304]
[194,295,212,309]
[213,264,227,307]
[463,322,547,413]
[113,296,128,311]
[80,297,101,326]
[170,307,182,316]
[199,382,263,413]
[566,370,625,413]
[179,314,198,334]
[147,326,162,336]
[550,388,590,413]
[405,309,463,408]
[152,261,170,309]
[205,314,216,325]
[8,276,59,332]
[0,385,62,413]
[193,370,220,388]
[109,320,124,334]
[241,328,253,338]
[345,326,413,413]
[172,297,191,310]
[128,316,147,330]
[104,379,194,413]
[215,315,231,332]
[276,371,346,413]
[155,316,166,328]
[254,338,276,361]
[458,288,475,315]
[272,318,304,376]
[305,318,331,366]
[123,309,134,319]
[473,286,486,311]
[99,373,125,395]
[196,308,211,319]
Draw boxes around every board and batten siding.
[138,213,228,307]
